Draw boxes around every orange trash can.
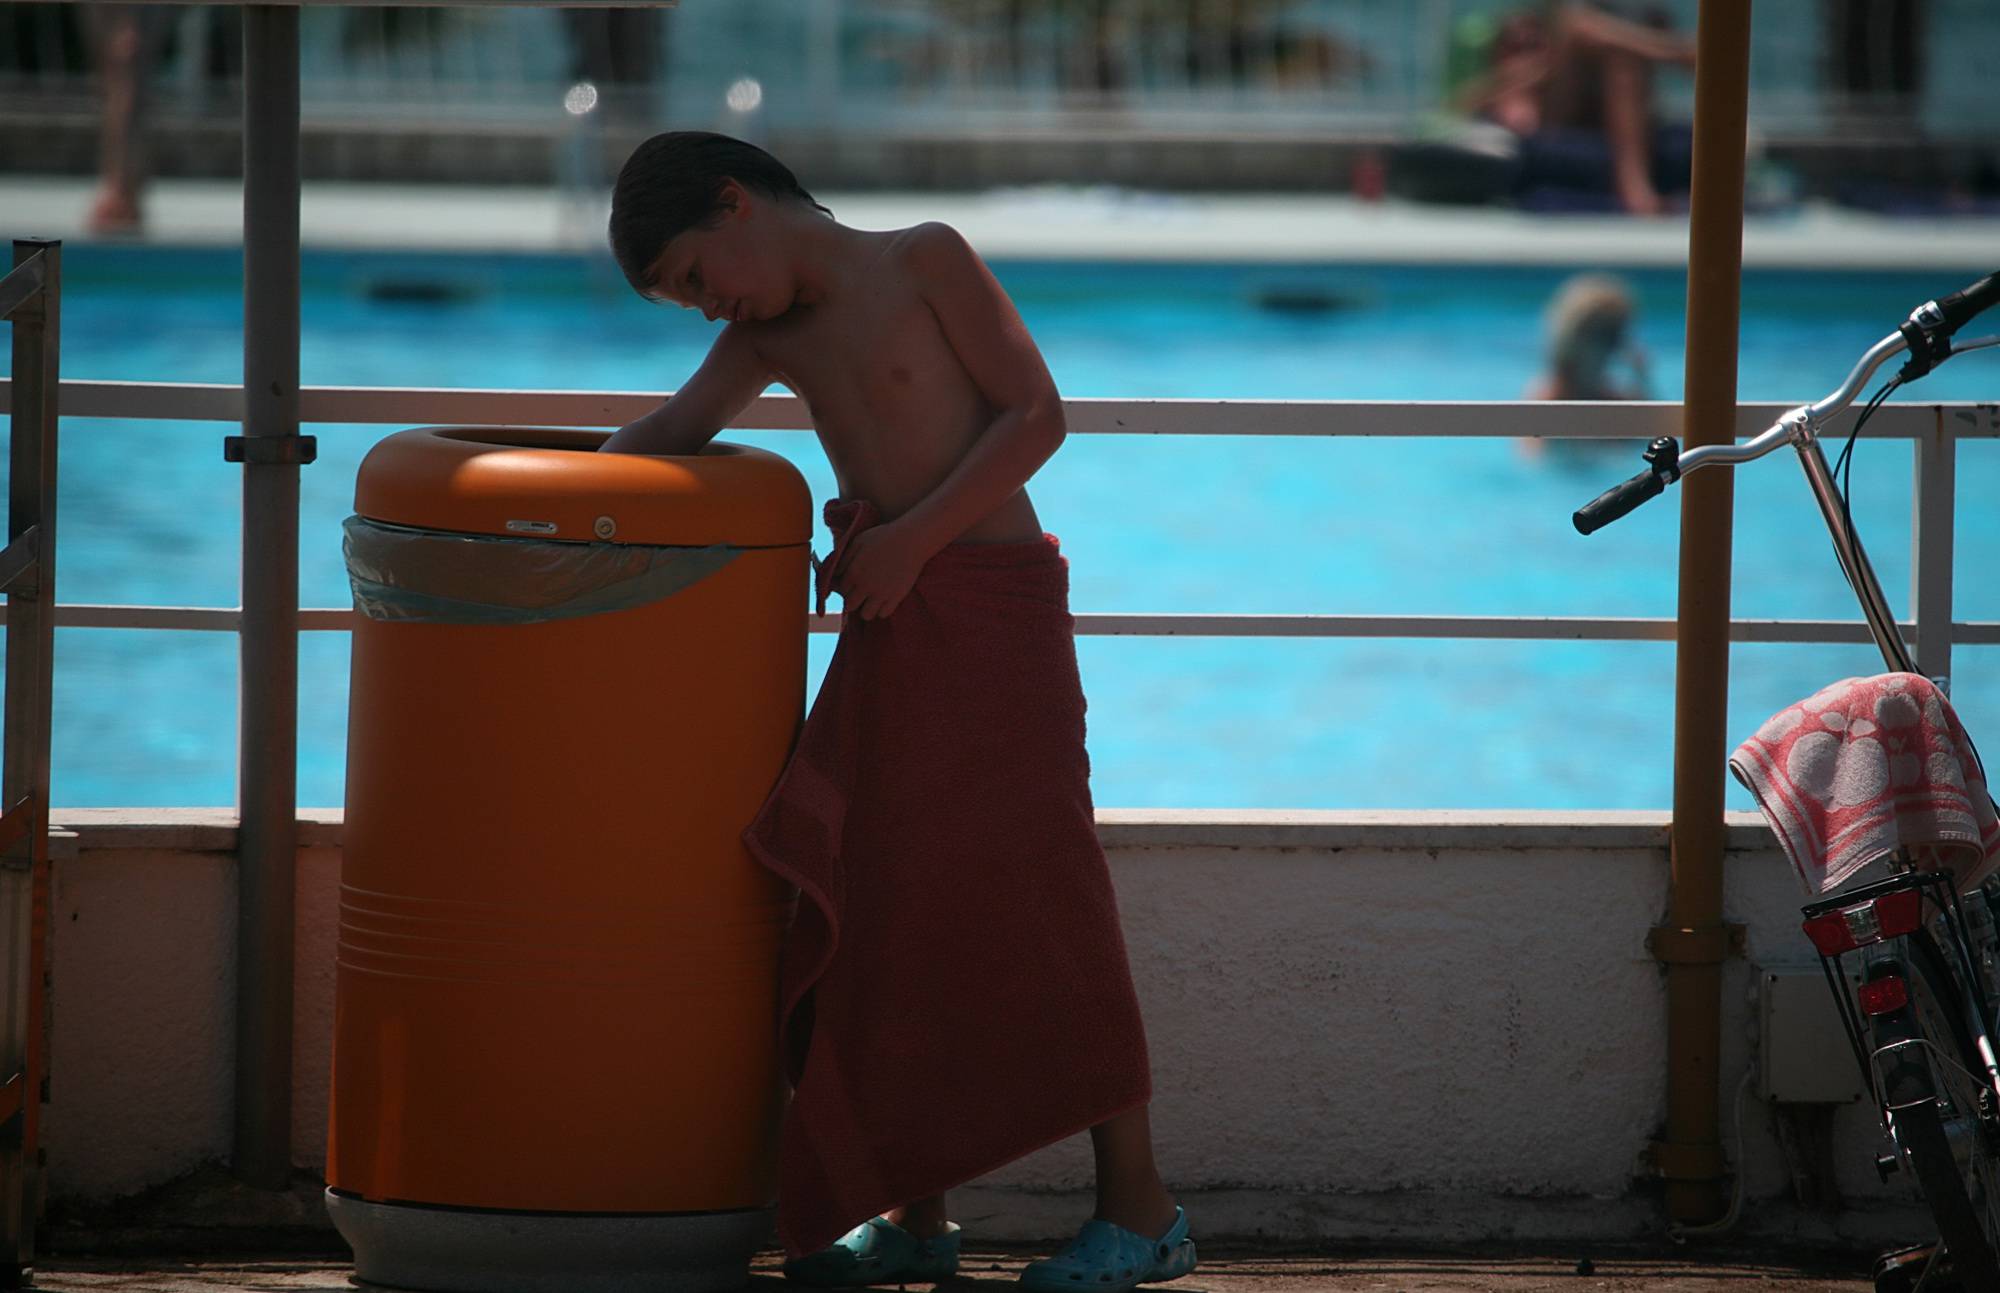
[324,426,811,1293]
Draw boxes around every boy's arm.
[891,222,1066,556]
[599,323,772,456]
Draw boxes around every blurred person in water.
[1530,272,1649,400]
[1521,273,1650,459]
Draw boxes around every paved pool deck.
[5,174,2000,268]
[27,1245,1884,1293]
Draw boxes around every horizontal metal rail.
[3,380,1999,440]
[0,380,1991,648]
[3,604,1998,645]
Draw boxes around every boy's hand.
[830,521,930,621]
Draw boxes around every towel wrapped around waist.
[742,496,1152,1260]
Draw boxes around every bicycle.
[1575,270,2000,1292]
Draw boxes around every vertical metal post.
[234,4,299,1190]
[1912,409,1956,689]
[2,238,59,1273]
[1657,0,1752,1227]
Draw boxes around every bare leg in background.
[88,4,165,235]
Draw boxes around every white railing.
[2,379,1996,681]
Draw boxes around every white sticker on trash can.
[506,519,560,534]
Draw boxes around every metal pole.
[3,238,59,1273]
[1658,0,1752,1227]
[1912,411,1956,688]
[234,4,299,1190]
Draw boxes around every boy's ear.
[716,177,752,219]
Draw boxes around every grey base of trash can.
[325,1187,776,1293]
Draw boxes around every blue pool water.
[11,246,2000,810]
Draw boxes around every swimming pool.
[13,246,2000,809]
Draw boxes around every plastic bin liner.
[342,514,744,625]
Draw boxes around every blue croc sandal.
[1019,1207,1197,1293]
[782,1216,963,1287]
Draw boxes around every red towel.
[1728,672,2000,896]
[741,497,1153,1261]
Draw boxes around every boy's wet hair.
[608,131,831,298]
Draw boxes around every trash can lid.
[352,427,811,547]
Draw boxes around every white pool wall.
[48,808,1929,1247]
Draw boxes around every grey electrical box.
[1758,963,1869,1103]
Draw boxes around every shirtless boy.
[596,132,1195,1293]
[600,132,1053,618]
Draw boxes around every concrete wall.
[45,808,1929,1248]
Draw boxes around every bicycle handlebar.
[1901,270,2000,382]
[1932,270,2000,336]
[1574,269,2000,533]
[1572,437,1679,535]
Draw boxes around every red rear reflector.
[1802,889,1927,956]
[1859,976,1910,1016]
[1874,888,1924,938]
[1803,911,1858,955]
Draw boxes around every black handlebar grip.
[1573,468,1666,534]
[1934,271,2000,334]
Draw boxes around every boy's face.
[643,180,794,324]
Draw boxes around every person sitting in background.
[1457,2,1696,216]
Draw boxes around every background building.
[3,0,1994,201]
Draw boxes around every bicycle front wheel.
[1871,930,2000,1287]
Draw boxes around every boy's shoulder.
[867,222,1000,315]
[882,220,985,281]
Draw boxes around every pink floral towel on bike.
[740,497,1153,1261]
[1728,672,2000,896]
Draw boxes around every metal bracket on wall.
[224,434,317,465]
[1648,922,1747,965]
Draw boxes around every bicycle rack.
[1808,867,2000,1150]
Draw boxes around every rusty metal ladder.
[0,238,60,1287]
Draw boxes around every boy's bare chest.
[762,291,971,414]
[757,291,990,510]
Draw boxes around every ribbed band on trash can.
[342,514,742,625]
